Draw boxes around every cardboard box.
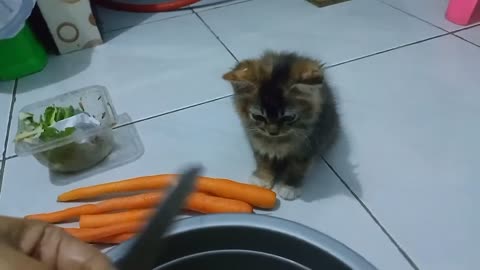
[37,0,103,54]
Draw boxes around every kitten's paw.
[249,174,274,189]
[274,184,301,200]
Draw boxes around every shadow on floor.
[93,4,158,42]
[95,0,244,41]
[15,48,94,94]
[301,129,363,202]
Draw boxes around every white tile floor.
[1,0,479,269]
[325,35,480,270]
[198,0,444,65]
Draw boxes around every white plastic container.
[15,85,118,173]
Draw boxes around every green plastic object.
[0,24,48,81]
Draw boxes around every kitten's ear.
[289,61,324,97]
[223,67,249,82]
[292,61,324,85]
[223,66,257,95]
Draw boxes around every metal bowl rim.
[107,214,377,270]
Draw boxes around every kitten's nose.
[266,125,280,136]
[268,130,280,136]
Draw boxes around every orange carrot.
[81,194,252,228]
[27,191,252,224]
[58,175,175,202]
[26,192,164,223]
[186,192,253,213]
[197,178,276,209]
[65,196,252,242]
[65,221,143,242]
[92,233,135,244]
[58,175,277,209]
[80,209,155,228]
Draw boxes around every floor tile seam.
[451,33,480,48]
[326,32,450,68]
[449,23,480,34]
[322,157,420,270]
[373,0,453,33]
[193,11,239,62]
[375,0,480,33]
[99,0,255,35]
[0,80,18,192]
[3,94,234,161]
[194,0,451,69]
[113,95,234,129]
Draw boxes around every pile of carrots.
[25,174,277,244]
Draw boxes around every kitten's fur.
[223,51,339,200]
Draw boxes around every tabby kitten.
[223,51,339,200]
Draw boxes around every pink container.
[446,0,480,25]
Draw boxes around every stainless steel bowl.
[107,214,377,270]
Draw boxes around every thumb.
[0,216,114,270]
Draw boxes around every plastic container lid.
[15,85,118,156]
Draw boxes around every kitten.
[223,51,339,200]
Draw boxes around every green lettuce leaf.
[40,127,76,141]
[15,105,78,143]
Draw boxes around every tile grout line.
[451,34,480,48]
[101,0,253,36]
[193,0,476,71]
[374,0,480,33]
[113,7,244,131]
[374,0,451,32]
[321,158,420,270]
[326,32,450,68]
[0,79,18,192]
[114,94,233,129]
[449,23,480,34]
[193,11,239,62]
[2,95,234,160]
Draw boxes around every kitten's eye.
[282,114,297,123]
[250,113,266,122]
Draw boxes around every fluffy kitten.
[223,51,339,200]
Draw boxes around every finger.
[0,243,49,270]
[0,216,114,270]
[0,215,50,252]
[38,224,114,270]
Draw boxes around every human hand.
[0,215,114,270]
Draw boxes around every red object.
[95,0,201,12]
[446,0,480,26]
